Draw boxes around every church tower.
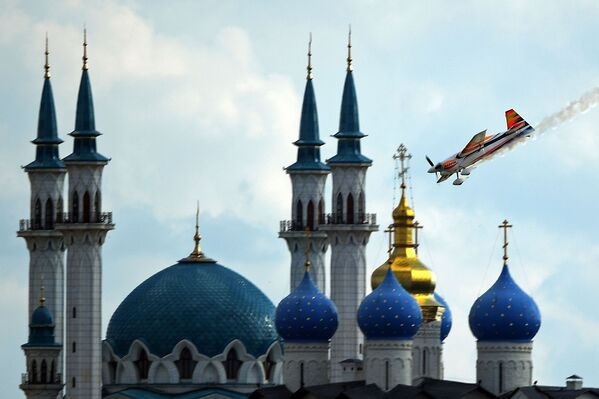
[321,32,378,382]
[469,221,541,395]
[20,288,64,399]
[56,31,114,399]
[370,145,450,381]
[280,36,330,292]
[18,37,67,375]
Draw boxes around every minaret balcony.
[279,213,377,232]
[21,372,62,384]
[19,212,113,231]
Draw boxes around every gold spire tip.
[39,285,46,306]
[190,201,203,258]
[498,219,512,265]
[307,33,313,80]
[82,27,89,70]
[44,33,50,79]
[346,25,353,72]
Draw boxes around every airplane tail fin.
[505,109,533,130]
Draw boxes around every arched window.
[50,360,55,383]
[83,191,91,223]
[34,199,42,229]
[358,191,365,222]
[41,359,48,384]
[135,349,151,380]
[31,360,38,383]
[307,201,314,231]
[318,198,324,224]
[175,347,196,380]
[72,191,79,223]
[336,193,343,223]
[45,199,54,229]
[295,200,303,229]
[347,193,354,224]
[223,348,242,380]
[94,190,101,215]
[56,197,63,223]
[262,349,276,381]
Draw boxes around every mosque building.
[16,32,591,399]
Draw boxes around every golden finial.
[82,27,89,71]
[307,33,313,80]
[44,33,50,79]
[39,285,46,306]
[346,25,353,72]
[304,227,312,272]
[499,219,513,265]
[189,201,203,258]
[393,144,412,192]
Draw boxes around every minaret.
[275,231,338,391]
[56,30,114,399]
[469,221,541,395]
[280,35,330,292]
[358,266,423,390]
[370,144,446,381]
[18,36,67,380]
[321,30,378,382]
[20,288,64,399]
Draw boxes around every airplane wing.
[458,130,487,157]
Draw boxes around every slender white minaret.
[469,221,541,395]
[18,37,66,380]
[358,267,422,390]
[56,32,114,399]
[275,232,338,391]
[320,31,378,382]
[279,36,330,292]
[20,289,64,399]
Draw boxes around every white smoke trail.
[476,86,599,165]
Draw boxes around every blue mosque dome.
[31,303,53,326]
[275,269,338,342]
[434,292,452,342]
[106,247,279,358]
[469,264,541,342]
[358,267,422,339]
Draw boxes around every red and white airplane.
[426,109,534,185]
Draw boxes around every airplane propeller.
[426,155,439,180]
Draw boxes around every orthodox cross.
[498,219,513,265]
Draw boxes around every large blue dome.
[275,271,338,342]
[357,267,422,339]
[469,265,541,342]
[434,293,452,342]
[106,259,279,358]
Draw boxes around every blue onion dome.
[25,296,58,347]
[106,242,279,357]
[358,266,423,339]
[469,265,541,341]
[434,293,452,342]
[31,303,53,326]
[275,270,338,342]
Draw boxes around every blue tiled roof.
[106,261,279,358]
[357,267,422,339]
[23,304,59,347]
[469,265,541,342]
[327,71,371,166]
[63,69,108,163]
[275,271,338,342]
[434,292,452,342]
[25,77,65,170]
[287,79,330,172]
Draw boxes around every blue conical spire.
[327,31,371,165]
[25,37,65,171]
[287,36,329,172]
[64,30,108,163]
[22,288,60,348]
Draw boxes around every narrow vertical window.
[83,191,91,223]
[72,342,76,353]
[73,307,76,318]
[72,377,76,388]
[45,199,54,229]
[41,360,47,383]
[262,349,276,381]
[300,362,305,387]
[385,360,389,391]
[56,197,63,222]
[34,199,42,229]
[72,191,79,222]
[358,191,365,222]
[422,349,427,375]
[223,348,242,380]
[307,200,314,231]
[135,349,151,380]
[175,347,196,380]
[295,200,303,229]
[347,193,354,224]
[318,198,324,224]
[31,360,37,383]
[336,193,343,223]
[50,360,55,383]
[94,190,101,215]
[499,362,504,393]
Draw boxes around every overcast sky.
[2,1,599,397]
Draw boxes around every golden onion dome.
[371,189,443,321]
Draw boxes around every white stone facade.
[282,342,330,392]
[476,341,533,395]
[281,171,329,292]
[364,339,413,390]
[20,346,62,399]
[65,164,104,220]
[102,339,283,394]
[412,320,443,380]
